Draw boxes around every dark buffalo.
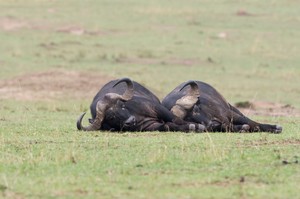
[77,78,205,132]
[162,81,282,133]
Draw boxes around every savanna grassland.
[0,0,299,198]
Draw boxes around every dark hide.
[77,78,205,132]
[90,80,161,119]
[162,81,282,133]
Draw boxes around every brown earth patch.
[236,10,255,17]
[0,70,299,117]
[55,25,122,36]
[0,70,113,101]
[171,177,264,188]
[0,16,121,36]
[0,16,30,31]
[2,188,25,199]
[237,139,300,148]
[236,101,300,117]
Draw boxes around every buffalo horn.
[77,78,134,131]
[77,106,104,131]
[77,112,98,131]
[113,77,134,101]
[171,81,200,118]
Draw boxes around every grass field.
[0,0,300,198]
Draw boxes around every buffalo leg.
[155,104,205,132]
[229,108,282,133]
[165,122,205,132]
[140,122,197,132]
[232,124,250,132]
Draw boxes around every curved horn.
[77,97,112,131]
[77,97,115,131]
[77,112,86,130]
[171,81,200,119]
[113,77,134,101]
[77,111,103,131]
[180,80,200,97]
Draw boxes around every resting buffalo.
[162,81,282,133]
[77,78,205,132]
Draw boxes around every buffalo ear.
[170,95,198,119]
[174,95,199,110]
[171,104,187,119]
[171,80,200,119]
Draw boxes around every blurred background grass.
[0,0,299,106]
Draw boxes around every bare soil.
[0,70,299,117]
[236,101,300,117]
[0,16,30,31]
[0,16,120,36]
[0,70,113,101]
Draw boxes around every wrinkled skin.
[103,97,205,132]
[162,81,282,133]
[101,100,134,131]
[77,78,205,132]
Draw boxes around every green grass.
[0,0,300,198]
[1,101,300,198]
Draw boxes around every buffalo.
[77,78,205,132]
[162,80,282,133]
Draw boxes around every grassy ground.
[0,0,300,198]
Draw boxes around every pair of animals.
[77,78,282,133]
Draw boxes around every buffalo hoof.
[239,124,250,133]
[188,124,206,133]
[196,124,206,132]
[273,125,283,134]
[188,124,196,132]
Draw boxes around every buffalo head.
[77,78,135,131]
